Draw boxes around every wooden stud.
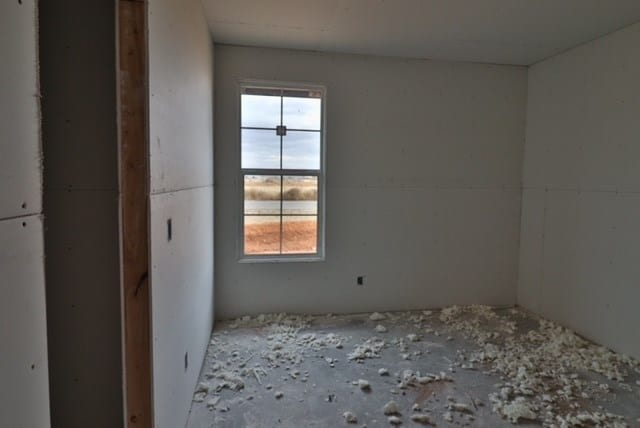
[118,1,152,427]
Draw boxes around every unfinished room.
[2,0,640,427]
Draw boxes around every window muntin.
[240,84,324,259]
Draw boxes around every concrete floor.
[186,308,640,428]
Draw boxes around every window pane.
[241,129,280,169]
[241,94,281,128]
[282,131,320,170]
[283,176,317,215]
[283,96,321,130]
[244,216,281,255]
[282,216,317,254]
[244,175,281,215]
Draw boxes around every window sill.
[238,255,325,264]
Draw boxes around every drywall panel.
[215,46,526,190]
[0,216,50,428]
[149,0,214,194]
[150,187,214,428]
[519,22,640,359]
[148,0,215,426]
[0,0,41,218]
[214,45,526,318]
[540,191,640,358]
[39,0,118,190]
[40,1,123,426]
[524,22,640,192]
[43,190,122,427]
[217,185,521,317]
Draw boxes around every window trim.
[237,79,326,263]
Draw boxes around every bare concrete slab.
[186,307,640,427]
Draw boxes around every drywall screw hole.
[21,202,27,209]
[22,222,26,227]
[31,364,35,370]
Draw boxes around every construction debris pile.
[440,305,640,427]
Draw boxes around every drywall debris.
[406,334,419,342]
[388,415,402,425]
[370,312,386,321]
[443,411,453,422]
[348,338,386,361]
[410,414,432,425]
[274,391,283,399]
[383,400,400,415]
[358,379,371,391]
[215,371,244,392]
[378,368,389,376]
[375,324,388,333]
[448,402,473,414]
[195,382,210,394]
[412,403,420,412]
[343,411,358,423]
[439,305,640,425]
[492,395,537,423]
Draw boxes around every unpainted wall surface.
[215,45,527,318]
[0,217,50,428]
[0,0,42,220]
[519,22,640,359]
[40,0,123,426]
[0,1,50,427]
[148,0,214,427]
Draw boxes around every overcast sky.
[241,94,321,170]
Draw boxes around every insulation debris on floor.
[186,307,640,428]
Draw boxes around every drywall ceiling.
[201,0,640,65]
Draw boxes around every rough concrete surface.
[186,307,640,427]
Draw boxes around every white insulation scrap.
[500,397,538,424]
[375,324,388,333]
[388,415,402,425]
[370,312,387,321]
[448,402,473,414]
[343,411,358,423]
[383,401,401,415]
[439,305,640,425]
[215,371,245,392]
[410,414,432,425]
[358,379,371,390]
[406,333,420,342]
[348,338,386,361]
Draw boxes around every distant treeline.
[246,187,317,201]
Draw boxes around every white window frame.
[237,80,326,263]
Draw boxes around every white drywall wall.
[0,217,50,428]
[148,0,214,427]
[215,45,527,318]
[0,0,41,219]
[519,22,640,359]
[0,1,50,427]
[40,1,123,426]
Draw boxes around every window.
[239,82,325,260]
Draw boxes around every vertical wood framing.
[118,1,152,427]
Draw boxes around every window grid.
[240,84,324,259]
